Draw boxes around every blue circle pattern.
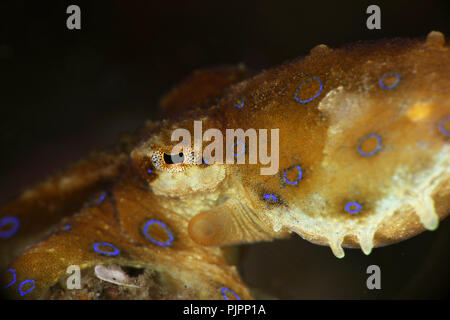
[294,77,323,103]
[379,72,401,90]
[19,279,35,296]
[93,242,120,256]
[283,166,303,185]
[358,133,382,157]
[233,98,245,109]
[96,191,107,205]
[143,219,174,247]
[264,194,278,201]
[220,287,241,300]
[3,269,16,289]
[345,202,362,214]
[0,216,20,239]
[438,115,450,136]
[233,142,245,156]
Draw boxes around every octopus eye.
[163,152,185,164]
[151,149,199,172]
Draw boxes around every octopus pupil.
[163,152,184,164]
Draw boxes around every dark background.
[0,0,449,299]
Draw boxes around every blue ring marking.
[95,191,107,205]
[438,115,450,136]
[93,242,120,256]
[62,224,71,231]
[220,287,241,300]
[233,98,245,109]
[0,216,20,239]
[18,279,35,296]
[142,219,174,247]
[283,165,303,185]
[379,72,401,90]
[3,269,16,289]
[358,133,382,157]
[233,142,245,156]
[264,194,278,202]
[147,168,152,174]
[345,202,362,214]
[294,77,323,104]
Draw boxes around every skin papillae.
[1,31,449,299]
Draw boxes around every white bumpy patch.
[94,264,141,288]
[265,85,449,258]
[150,165,226,197]
[375,145,449,232]
[266,144,448,259]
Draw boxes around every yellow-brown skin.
[0,31,449,299]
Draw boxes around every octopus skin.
[0,31,449,299]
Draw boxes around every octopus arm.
[2,179,252,300]
[0,147,131,269]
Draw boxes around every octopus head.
[130,119,227,198]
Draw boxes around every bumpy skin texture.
[1,32,449,299]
